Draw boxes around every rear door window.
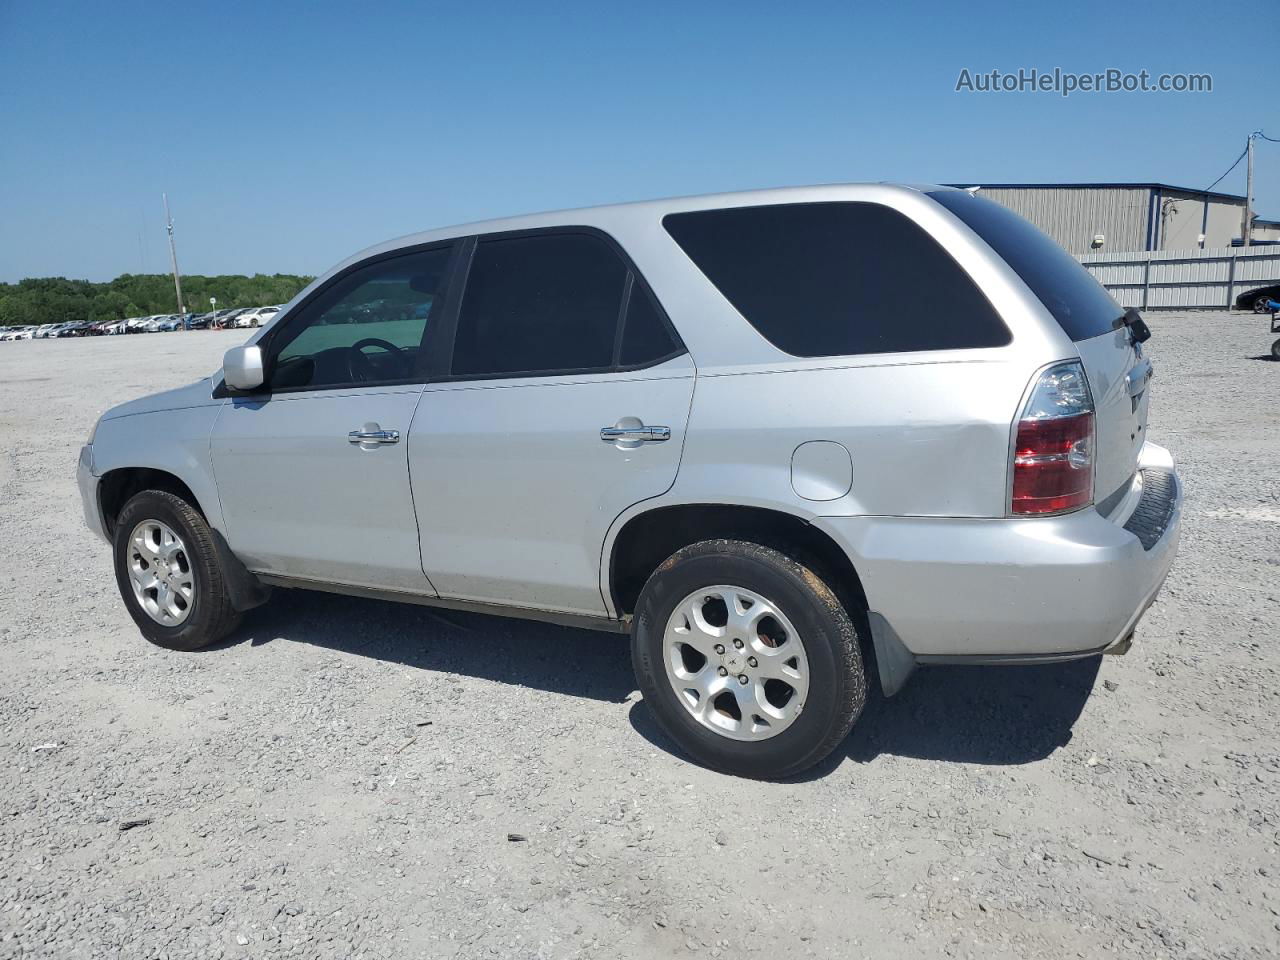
[450,231,684,377]
[618,282,681,367]
[663,202,1010,357]
[928,189,1121,341]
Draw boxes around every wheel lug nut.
[748,656,758,668]
[738,674,749,685]
[733,638,744,649]
[717,666,728,677]
[714,644,725,655]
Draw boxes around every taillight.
[1011,360,1094,515]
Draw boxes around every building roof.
[945,182,1250,204]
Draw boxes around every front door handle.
[348,427,400,445]
[600,425,670,443]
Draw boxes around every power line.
[1204,145,1248,193]
[1254,130,1280,143]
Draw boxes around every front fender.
[90,404,228,536]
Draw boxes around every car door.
[409,230,695,616]
[209,243,460,593]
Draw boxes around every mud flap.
[867,612,917,697]
[209,528,272,612]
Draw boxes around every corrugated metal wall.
[976,185,1251,253]
[1156,194,1209,250]
[1197,196,1246,248]
[974,186,1150,255]
[1079,246,1280,309]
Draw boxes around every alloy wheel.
[126,520,196,626]
[662,585,810,741]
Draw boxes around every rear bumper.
[77,444,109,543]
[816,441,1182,669]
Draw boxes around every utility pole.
[1244,133,1256,248]
[162,193,186,324]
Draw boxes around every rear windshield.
[663,202,1010,357]
[928,190,1121,342]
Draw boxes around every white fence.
[1079,246,1280,310]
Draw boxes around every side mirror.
[223,345,265,391]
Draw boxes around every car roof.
[258,182,1072,370]
[332,182,942,274]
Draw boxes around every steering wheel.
[347,338,409,382]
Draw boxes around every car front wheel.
[630,539,866,779]
[112,490,241,651]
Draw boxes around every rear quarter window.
[928,189,1121,342]
[662,201,1010,358]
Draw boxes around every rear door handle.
[600,425,670,443]
[348,428,400,445]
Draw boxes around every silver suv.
[77,185,1182,778]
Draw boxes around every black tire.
[1272,338,1280,361]
[112,490,241,651]
[1255,296,1273,315]
[631,539,866,779]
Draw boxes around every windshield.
[928,189,1121,342]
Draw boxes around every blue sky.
[1,0,1276,282]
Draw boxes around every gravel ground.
[1,314,1278,959]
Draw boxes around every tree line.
[0,274,314,327]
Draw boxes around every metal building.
[947,182,1278,255]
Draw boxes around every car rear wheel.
[112,490,240,651]
[630,539,865,779]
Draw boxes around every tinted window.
[619,283,679,366]
[929,190,1121,341]
[664,202,1010,357]
[270,246,451,390]
[452,233,627,377]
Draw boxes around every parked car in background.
[187,313,213,329]
[217,308,252,329]
[235,305,282,328]
[78,184,1182,779]
[1235,284,1280,314]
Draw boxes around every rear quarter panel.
[675,356,1034,518]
